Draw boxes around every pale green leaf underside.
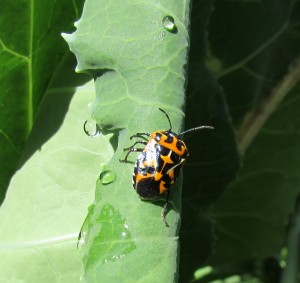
[0,81,114,283]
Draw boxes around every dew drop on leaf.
[84,118,101,137]
[162,15,178,33]
[99,169,116,185]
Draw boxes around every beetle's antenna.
[158,108,172,131]
[180,126,214,136]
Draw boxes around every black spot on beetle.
[165,135,174,144]
[170,151,180,163]
[176,140,183,151]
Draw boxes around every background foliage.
[189,0,300,282]
[0,0,300,282]
[0,0,86,203]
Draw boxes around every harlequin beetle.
[119,108,213,226]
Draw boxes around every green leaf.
[8,0,299,282]
[179,1,241,281]
[0,81,114,283]
[63,0,200,282]
[210,85,300,264]
[281,200,300,283]
[0,0,85,202]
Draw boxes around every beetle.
[119,108,213,225]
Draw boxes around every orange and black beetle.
[119,108,213,225]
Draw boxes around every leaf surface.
[0,0,85,202]
[0,81,114,283]
[63,0,195,282]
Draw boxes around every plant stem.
[237,58,300,153]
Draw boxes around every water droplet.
[162,16,178,33]
[84,118,101,137]
[99,169,115,185]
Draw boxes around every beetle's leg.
[123,141,147,151]
[130,132,150,140]
[161,190,170,227]
[119,147,144,163]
